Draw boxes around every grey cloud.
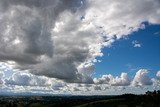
[51,81,66,91]
[0,0,93,83]
[5,72,51,86]
[0,72,4,84]
[94,85,102,90]
[73,87,81,91]
[94,74,112,84]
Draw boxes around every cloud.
[132,40,141,48]
[94,69,155,87]
[94,74,113,84]
[0,0,102,83]
[0,69,159,95]
[72,87,81,91]
[94,85,102,90]
[152,71,160,87]
[85,0,160,38]
[156,71,160,80]
[94,72,131,86]
[51,81,66,91]
[132,69,153,86]
[0,72,4,84]
[111,73,131,86]
[0,0,159,83]
[154,32,160,35]
[5,72,51,86]
[0,85,54,96]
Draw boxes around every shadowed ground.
[0,90,160,107]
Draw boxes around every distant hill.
[0,90,160,107]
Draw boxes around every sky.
[0,0,160,95]
[95,24,160,78]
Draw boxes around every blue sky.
[95,24,160,79]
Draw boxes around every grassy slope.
[76,94,160,107]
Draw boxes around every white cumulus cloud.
[156,71,160,80]
[132,69,153,86]
[94,72,131,86]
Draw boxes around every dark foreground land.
[0,90,160,107]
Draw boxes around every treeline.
[145,90,160,96]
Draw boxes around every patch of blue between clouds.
[94,23,160,79]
